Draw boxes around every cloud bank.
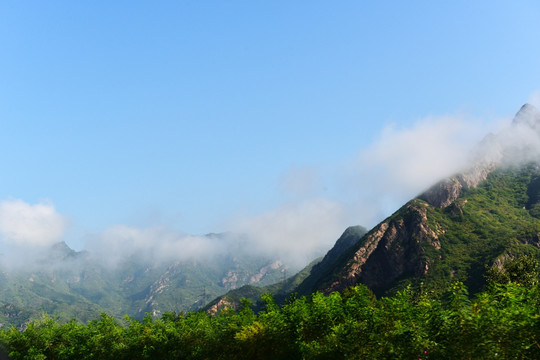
[81,197,350,270]
[84,225,228,268]
[229,198,352,268]
[218,112,500,268]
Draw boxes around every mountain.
[299,103,540,297]
[210,104,540,308]
[0,233,292,328]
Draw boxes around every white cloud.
[347,114,500,226]
[84,197,351,270]
[84,225,228,267]
[229,198,352,268]
[0,199,66,246]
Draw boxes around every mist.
[82,225,231,269]
[343,113,504,227]
[228,198,353,269]
[488,104,540,167]
[82,197,352,271]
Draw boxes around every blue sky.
[1,1,540,256]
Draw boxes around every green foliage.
[486,255,539,287]
[0,281,538,359]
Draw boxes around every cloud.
[83,197,351,270]
[0,199,66,247]
[347,114,500,226]
[84,225,228,268]
[229,198,352,269]
[488,103,540,167]
[220,112,509,268]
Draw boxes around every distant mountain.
[0,233,290,328]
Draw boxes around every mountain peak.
[512,103,540,129]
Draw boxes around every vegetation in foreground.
[0,271,537,360]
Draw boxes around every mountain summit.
[513,103,540,129]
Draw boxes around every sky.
[1,1,540,264]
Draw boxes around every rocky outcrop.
[322,201,440,295]
[249,261,283,283]
[420,177,463,208]
[221,270,240,290]
[420,162,497,208]
[207,298,236,315]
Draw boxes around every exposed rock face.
[221,270,240,290]
[323,202,440,295]
[249,260,283,283]
[420,178,463,208]
[221,261,285,290]
[420,162,497,208]
[207,298,236,315]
